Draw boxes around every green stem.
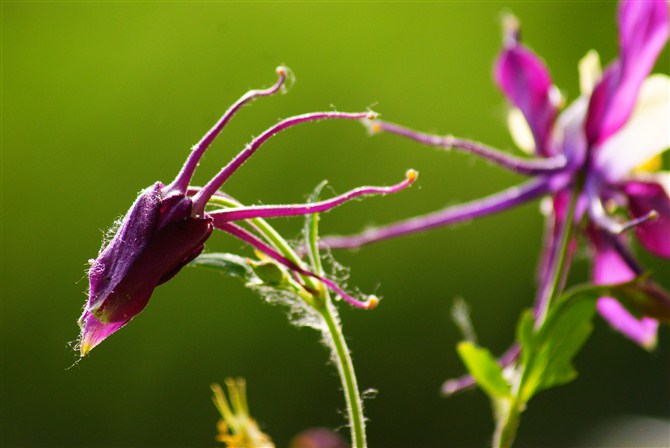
[492,397,521,448]
[535,186,579,327]
[493,186,580,448]
[208,193,367,447]
[304,185,366,448]
[318,302,367,448]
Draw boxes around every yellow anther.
[366,112,378,120]
[371,122,382,134]
[366,296,379,309]
[276,66,287,77]
[406,169,418,182]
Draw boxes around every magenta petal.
[586,0,669,145]
[596,298,659,348]
[591,229,658,347]
[78,311,129,356]
[494,33,557,155]
[622,179,670,258]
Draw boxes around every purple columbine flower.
[79,67,417,356]
[323,0,669,348]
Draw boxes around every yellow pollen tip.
[649,210,659,220]
[366,112,378,120]
[366,296,379,309]
[371,122,382,134]
[406,169,418,182]
[276,66,287,76]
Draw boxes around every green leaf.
[517,290,597,402]
[516,310,535,371]
[457,341,511,399]
[535,298,595,390]
[189,252,254,281]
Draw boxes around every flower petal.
[586,0,669,145]
[88,183,162,312]
[622,173,670,258]
[494,16,558,156]
[591,229,658,348]
[596,298,658,349]
[594,74,670,182]
[78,311,129,356]
[507,107,536,154]
[579,50,602,96]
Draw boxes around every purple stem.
[168,68,288,194]
[441,344,521,396]
[214,221,376,309]
[209,170,417,222]
[585,177,659,235]
[374,121,566,175]
[192,111,373,214]
[605,231,645,276]
[321,177,551,250]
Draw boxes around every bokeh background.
[2,2,669,447]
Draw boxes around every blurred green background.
[2,2,668,447]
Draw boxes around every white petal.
[595,74,670,182]
[507,107,536,154]
[579,50,602,96]
[552,96,588,163]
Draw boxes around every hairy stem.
[305,186,367,447]
[319,303,367,448]
[208,192,368,446]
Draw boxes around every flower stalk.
[491,185,579,448]
[317,301,367,448]
[304,184,367,448]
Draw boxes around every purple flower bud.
[77,68,415,356]
[79,184,212,355]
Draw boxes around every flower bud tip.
[79,342,92,357]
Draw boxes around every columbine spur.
[323,0,669,348]
[79,67,417,356]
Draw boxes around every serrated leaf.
[189,252,254,281]
[457,341,511,399]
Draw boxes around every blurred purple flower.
[324,0,669,348]
[79,68,416,355]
